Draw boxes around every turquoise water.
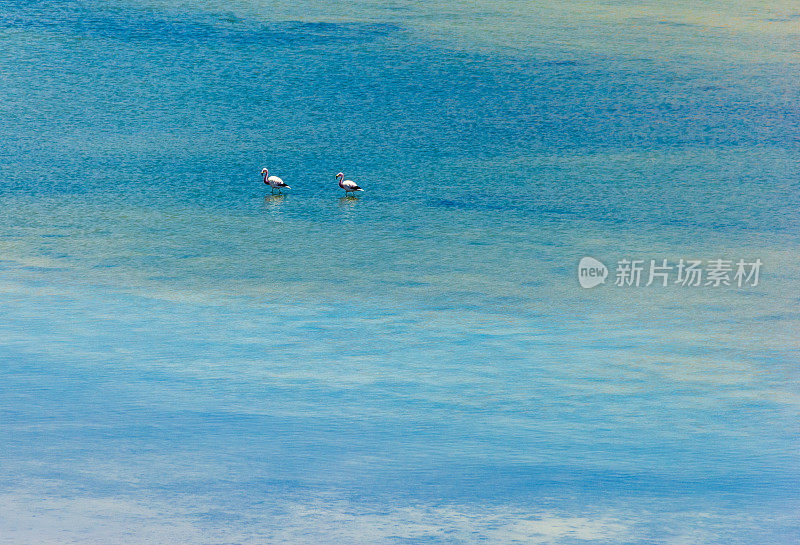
[1,1,799,543]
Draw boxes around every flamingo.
[261,167,290,194]
[336,172,363,196]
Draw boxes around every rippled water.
[1,1,799,543]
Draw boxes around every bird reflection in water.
[263,194,286,207]
[338,195,362,208]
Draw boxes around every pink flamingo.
[261,167,290,194]
[336,172,363,196]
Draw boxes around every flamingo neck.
[263,170,269,183]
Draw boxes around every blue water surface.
[0,1,798,543]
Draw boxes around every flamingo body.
[261,168,290,193]
[336,172,363,195]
